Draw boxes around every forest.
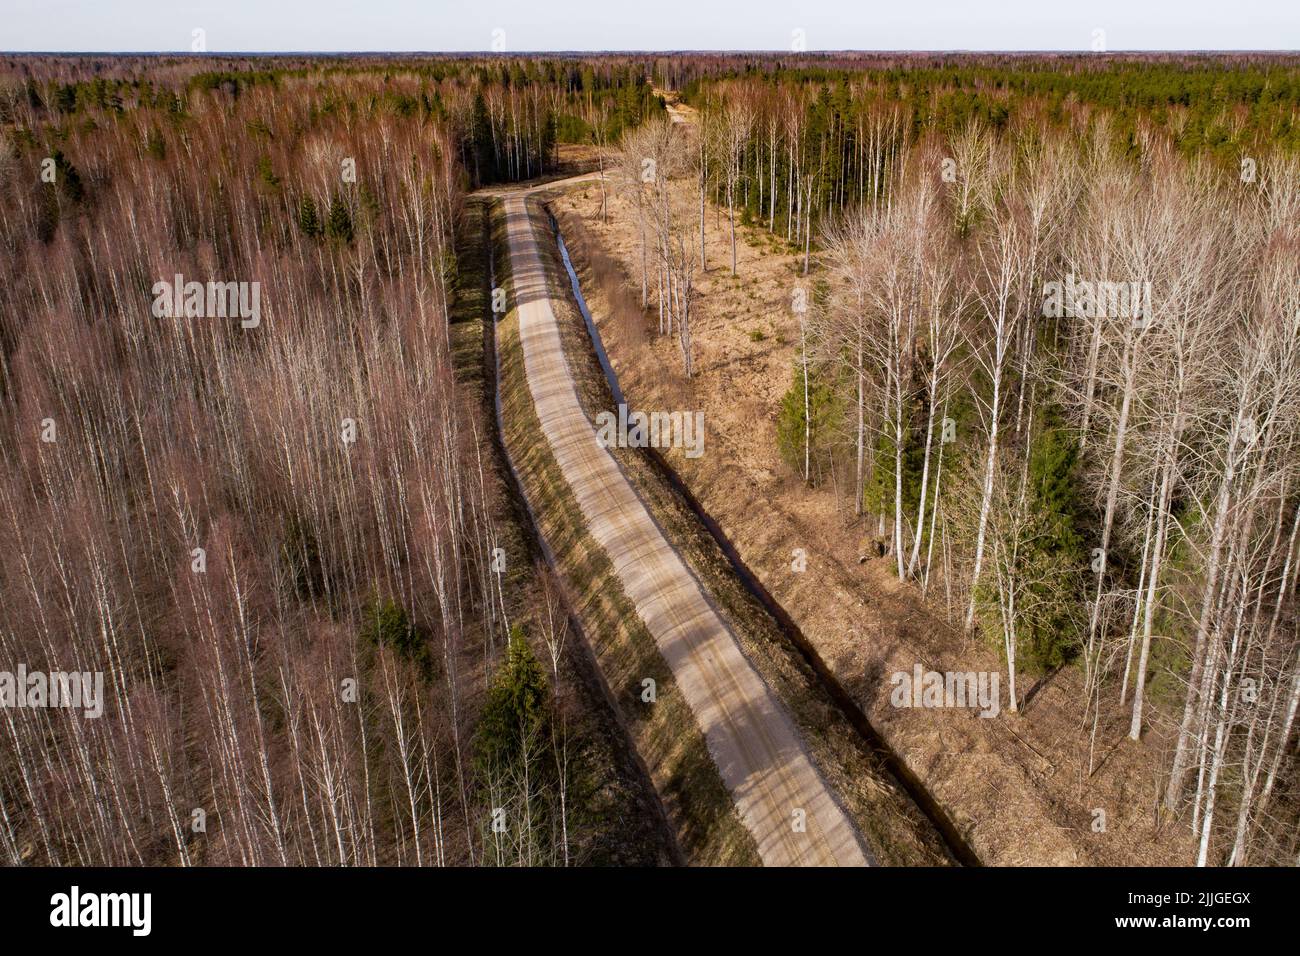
[0,53,662,866]
[0,50,1296,866]
[611,53,1300,865]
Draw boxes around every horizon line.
[5,48,1300,56]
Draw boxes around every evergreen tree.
[51,150,84,204]
[1015,406,1088,670]
[967,402,1089,677]
[325,195,353,244]
[469,90,497,185]
[360,597,430,674]
[776,359,844,483]
[53,83,77,114]
[256,154,280,189]
[297,195,322,238]
[865,397,926,529]
[474,625,551,780]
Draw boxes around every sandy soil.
[653,87,699,125]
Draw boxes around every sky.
[3,0,1298,53]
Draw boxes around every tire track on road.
[499,192,870,866]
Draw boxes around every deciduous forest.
[1,50,1296,867]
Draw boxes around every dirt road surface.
[498,189,870,866]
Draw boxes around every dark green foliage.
[474,625,552,780]
[33,149,83,240]
[52,84,77,114]
[325,196,353,244]
[50,149,84,204]
[282,512,327,600]
[776,358,844,482]
[554,113,592,144]
[9,126,36,151]
[1011,405,1088,671]
[865,398,926,525]
[360,597,432,675]
[297,195,322,238]
[246,118,273,140]
[468,91,495,184]
[966,403,1089,674]
[1026,407,1087,555]
[355,183,381,226]
[34,183,58,243]
[187,70,278,96]
[465,66,659,186]
[256,154,280,190]
[684,59,1300,246]
[360,597,416,652]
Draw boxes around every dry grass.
[535,188,954,865]
[492,196,759,866]
[552,178,1202,866]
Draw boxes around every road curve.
[498,190,870,866]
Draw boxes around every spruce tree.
[474,625,551,780]
[297,195,321,238]
[325,196,353,244]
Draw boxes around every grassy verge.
[483,196,759,866]
[447,196,679,866]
